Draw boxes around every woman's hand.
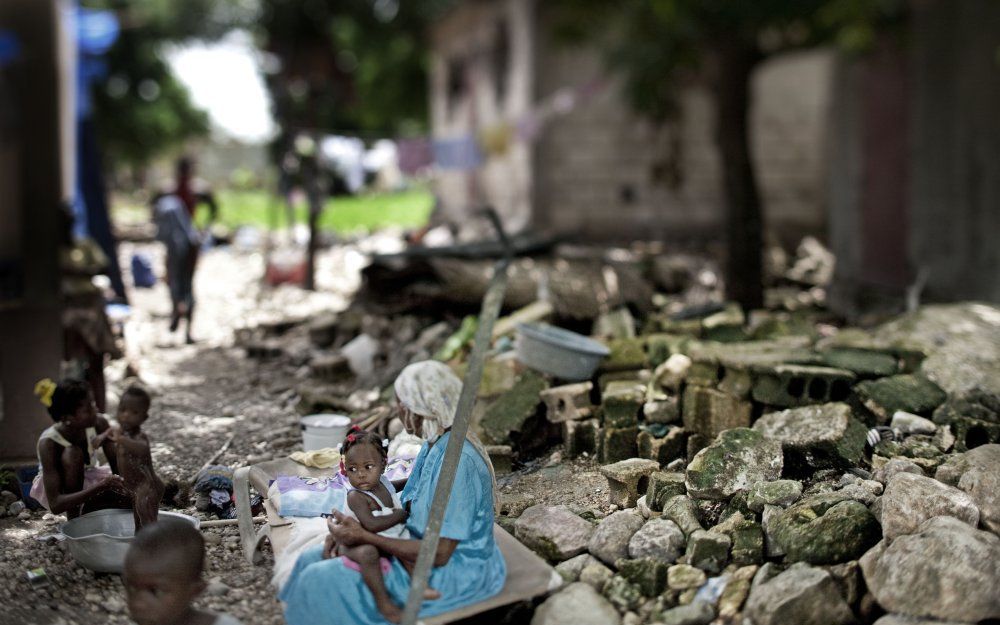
[326,511,368,548]
[322,533,337,560]
[99,474,128,495]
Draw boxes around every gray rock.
[934,444,1000,486]
[588,509,645,566]
[658,600,715,625]
[662,495,704,537]
[753,402,867,468]
[668,564,707,590]
[555,554,597,583]
[745,564,856,625]
[747,480,803,512]
[761,504,785,558]
[873,616,968,625]
[891,411,937,435]
[874,458,924,484]
[860,516,1000,622]
[958,465,1000,534]
[205,579,230,596]
[515,504,595,562]
[685,428,783,500]
[770,493,880,564]
[579,560,614,590]
[628,518,685,562]
[530,582,622,625]
[880,473,979,539]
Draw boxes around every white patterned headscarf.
[394,360,499,514]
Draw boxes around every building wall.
[533,28,834,245]
[429,0,535,237]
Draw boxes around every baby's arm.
[111,431,151,456]
[346,490,408,534]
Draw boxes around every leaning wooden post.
[400,209,511,625]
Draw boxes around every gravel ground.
[0,237,601,625]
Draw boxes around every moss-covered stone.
[602,574,643,612]
[480,370,548,444]
[753,403,868,469]
[599,426,639,464]
[616,557,669,597]
[662,495,704,538]
[667,564,706,590]
[729,520,765,565]
[646,333,694,368]
[771,493,880,564]
[685,529,731,574]
[686,360,722,387]
[685,428,784,500]
[855,374,947,421]
[747,480,804,512]
[637,428,687,467]
[602,380,645,427]
[646,471,687,512]
[682,386,752,439]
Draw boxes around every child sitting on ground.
[94,385,164,528]
[124,518,243,625]
[330,427,438,623]
[30,378,129,517]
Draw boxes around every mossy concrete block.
[603,381,645,427]
[818,348,900,378]
[751,364,856,408]
[476,356,522,398]
[601,458,660,508]
[855,374,947,422]
[771,493,881,564]
[646,333,693,368]
[729,520,764,565]
[646,471,687,512]
[564,418,600,458]
[486,445,513,475]
[541,381,594,423]
[685,429,784,501]
[686,529,731,574]
[686,361,722,387]
[602,337,650,372]
[637,428,687,467]
[747,480,803,513]
[616,557,669,597]
[682,386,752,439]
[718,367,754,399]
[480,370,549,444]
[753,403,868,469]
[599,426,639,464]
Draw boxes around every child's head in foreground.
[117,385,152,432]
[340,427,388,491]
[124,518,206,625]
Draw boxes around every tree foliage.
[82,0,257,167]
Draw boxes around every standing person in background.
[152,157,219,344]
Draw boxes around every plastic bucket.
[301,414,352,451]
[515,323,610,381]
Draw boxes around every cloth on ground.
[289,448,340,469]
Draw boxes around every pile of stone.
[490,303,1000,625]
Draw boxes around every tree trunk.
[304,170,321,291]
[710,43,764,310]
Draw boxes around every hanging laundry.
[396,137,433,175]
[433,135,484,170]
[478,123,514,157]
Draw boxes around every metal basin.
[515,323,610,381]
[59,509,200,573]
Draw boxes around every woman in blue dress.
[280,361,506,624]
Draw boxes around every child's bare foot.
[423,587,440,600]
[376,599,402,623]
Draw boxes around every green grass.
[209,188,434,235]
[113,187,434,235]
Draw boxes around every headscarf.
[394,361,500,514]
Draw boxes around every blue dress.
[280,433,506,625]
